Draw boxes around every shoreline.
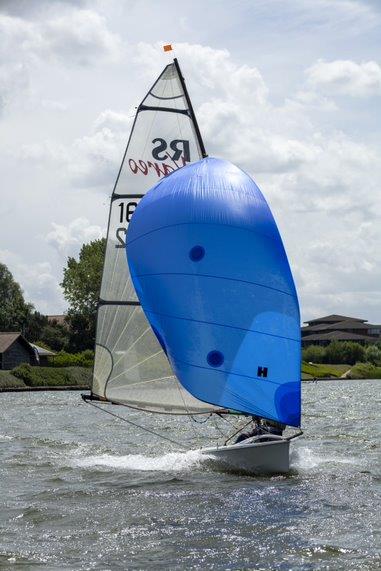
[1,378,377,394]
[0,385,90,393]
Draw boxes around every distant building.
[0,332,38,370]
[47,315,67,327]
[302,315,381,347]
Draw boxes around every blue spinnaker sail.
[127,158,301,426]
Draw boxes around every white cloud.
[306,59,381,97]
[0,249,62,314]
[0,62,28,114]
[0,9,122,68]
[94,109,133,132]
[46,218,104,257]
[134,42,268,106]
[68,111,132,188]
[290,90,337,112]
[27,9,122,67]
[0,8,122,112]
[0,1,380,321]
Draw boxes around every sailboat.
[84,54,302,475]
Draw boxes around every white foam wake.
[73,449,205,472]
[291,446,355,471]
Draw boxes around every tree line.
[0,238,105,352]
[302,341,381,366]
[2,238,381,365]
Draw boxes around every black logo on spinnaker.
[257,366,268,378]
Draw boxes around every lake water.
[0,380,380,570]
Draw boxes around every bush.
[348,362,381,379]
[325,341,365,365]
[49,350,94,368]
[302,345,326,363]
[0,370,27,389]
[12,364,92,387]
[364,345,381,366]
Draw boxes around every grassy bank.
[302,361,381,380]
[301,362,350,379]
[0,365,92,390]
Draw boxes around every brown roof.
[304,314,367,325]
[0,332,36,355]
[303,330,374,342]
[47,315,66,325]
[325,320,378,331]
[0,332,21,353]
[302,320,376,334]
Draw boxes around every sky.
[0,0,380,323]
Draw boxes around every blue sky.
[0,0,380,322]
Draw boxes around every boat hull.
[200,436,290,475]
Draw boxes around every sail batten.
[92,60,216,414]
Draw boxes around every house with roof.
[0,332,38,370]
[0,333,56,369]
[302,315,381,347]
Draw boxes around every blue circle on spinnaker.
[207,350,224,367]
[189,245,205,261]
[274,382,300,426]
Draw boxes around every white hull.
[200,435,290,475]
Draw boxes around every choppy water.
[0,380,380,570]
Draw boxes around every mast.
[173,58,208,159]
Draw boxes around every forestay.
[92,61,217,413]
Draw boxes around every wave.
[291,446,355,471]
[72,449,205,472]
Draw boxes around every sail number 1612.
[115,201,138,248]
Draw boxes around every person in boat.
[234,417,285,443]
[262,419,286,436]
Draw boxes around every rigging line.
[104,230,131,311]
[110,251,131,308]
[111,325,152,370]
[211,415,230,447]
[82,396,187,449]
[173,372,199,439]
[106,247,122,306]
[109,305,138,356]
[170,69,186,154]
[97,299,108,339]
[212,413,246,446]
[117,374,174,388]
[190,413,211,424]
[224,418,253,446]
[106,303,137,352]
[110,349,162,382]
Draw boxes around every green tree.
[364,344,381,366]
[302,344,326,363]
[0,263,33,331]
[325,341,365,365]
[38,323,70,352]
[61,239,106,351]
[24,311,48,342]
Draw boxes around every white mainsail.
[92,60,217,413]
